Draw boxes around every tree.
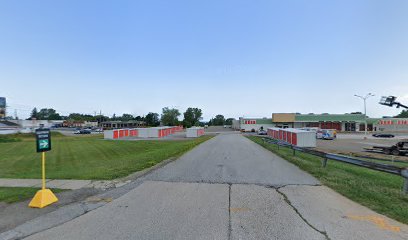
[68,113,95,121]
[395,110,408,118]
[145,112,160,126]
[225,118,235,125]
[161,107,180,126]
[36,108,62,120]
[183,107,203,128]
[28,107,38,120]
[94,115,109,123]
[212,114,226,126]
[134,115,144,121]
[119,113,134,121]
[68,113,84,121]
[66,113,107,122]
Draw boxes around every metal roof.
[295,114,366,122]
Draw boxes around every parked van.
[316,129,337,140]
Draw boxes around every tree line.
[27,107,235,127]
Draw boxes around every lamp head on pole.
[379,96,397,107]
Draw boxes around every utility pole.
[354,93,375,137]
[99,110,102,128]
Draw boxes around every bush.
[0,137,22,143]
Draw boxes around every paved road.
[146,133,319,186]
[25,134,408,240]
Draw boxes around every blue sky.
[1,0,408,120]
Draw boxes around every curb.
[0,156,180,240]
[0,135,214,240]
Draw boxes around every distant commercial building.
[291,113,366,131]
[236,113,392,132]
[235,117,276,132]
[0,97,6,119]
[370,118,408,132]
[63,121,98,128]
[8,119,64,129]
[100,120,145,129]
[0,120,19,130]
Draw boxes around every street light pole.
[354,93,375,137]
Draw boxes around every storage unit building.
[129,129,138,137]
[104,130,115,139]
[137,128,150,138]
[186,127,205,138]
[267,128,316,147]
[283,128,316,147]
[148,127,160,138]
[104,126,183,139]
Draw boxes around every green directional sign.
[39,139,49,150]
[36,129,51,152]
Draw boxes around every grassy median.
[0,133,212,180]
[0,187,64,203]
[247,136,408,225]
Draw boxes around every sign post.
[29,128,58,208]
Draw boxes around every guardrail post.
[403,178,408,195]
[322,158,328,168]
[293,148,296,156]
[402,169,408,194]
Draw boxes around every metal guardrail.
[261,137,408,194]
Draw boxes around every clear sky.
[1,0,408,120]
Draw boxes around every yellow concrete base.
[29,189,58,208]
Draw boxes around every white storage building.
[137,128,150,138]
[267,127,316,148]
[186,127,205,138]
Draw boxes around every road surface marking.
[347,215,400,232]
[230,207,251,212]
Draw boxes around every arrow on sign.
[39,140,49,149]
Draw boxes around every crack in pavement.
[2,180,326,240]
[275,186,332,240]
[144,179,321,188]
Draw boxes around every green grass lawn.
[248,136,408,225]
[0,187,64,203]
[0,133,212,180]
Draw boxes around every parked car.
[74,129,92,134]
[93,128,103,133]
[372,133,395,138]
[258,129,267,135]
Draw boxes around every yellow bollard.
[29,152,58,208]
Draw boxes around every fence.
[261,137,408,194]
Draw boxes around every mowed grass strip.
[0,133,212,180]
[0,187,64,203]
[247,136,408,225]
